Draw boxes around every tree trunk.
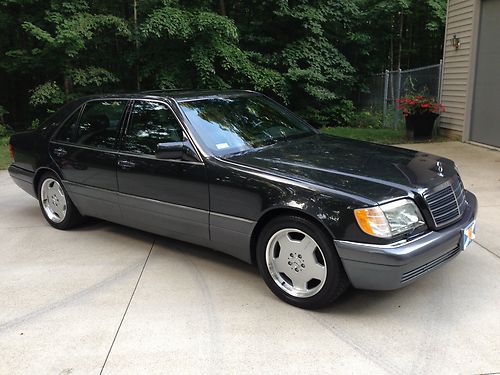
[63,74,72,98]
[407,19,413,69]
[133,0,140,90]
[397,9,404,70]
[389,15,394,71]
[218,0,227,16]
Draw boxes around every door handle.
[118,159,136,169]
[53,147,67,157]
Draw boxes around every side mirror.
[155,141,198,161]
[156,142,185,160]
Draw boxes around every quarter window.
[55,100,127,149]
[55,107,82,143]
[122,101,183,155]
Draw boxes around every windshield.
[178,95,316,156]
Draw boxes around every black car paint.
[8,90,461,264]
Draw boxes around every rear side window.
[55,108,81,143]
[55,100,127,149]
[122,101,183,155]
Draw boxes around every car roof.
[72,89,259,104]
[142,89,257,99]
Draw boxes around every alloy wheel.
[40,178,67,223]
[265,228,327,298]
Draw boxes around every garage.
[469,0,500,148]
[439,0,500,148]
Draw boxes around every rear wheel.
[38,172,83,229]
[256,215,350,309]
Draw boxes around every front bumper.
[335,191,478,290]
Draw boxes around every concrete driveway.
[0,141,499,374]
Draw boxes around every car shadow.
[74,218,260,276]
[58,218,428,312]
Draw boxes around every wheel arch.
[249,207,336,265]
[33,167,62,198]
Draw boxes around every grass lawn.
[322,127,448,145]
[0,137,10,170]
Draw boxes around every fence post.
[436,59,444,134]
[395,68,402,129]
[383,70,389,127]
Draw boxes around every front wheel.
[256,215,350,309]
[38,172,83,229]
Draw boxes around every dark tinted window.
[55,107,82,143]
[41,100,84,132]
[55,100,127,149]
[122,101,183,155]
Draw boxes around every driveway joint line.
[473,239,500,260]
[99,237,155,375]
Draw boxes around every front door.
[50,99,128,221]
[116,100,209,244]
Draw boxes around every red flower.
[397,96,444,116]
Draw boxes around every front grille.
[400,246,460,283]
[424,177,466,228]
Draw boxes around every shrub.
[350,110,383,128]
[0,123,12,137]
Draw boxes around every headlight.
[354,199,425,238]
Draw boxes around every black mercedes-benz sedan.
[8,90,477,309]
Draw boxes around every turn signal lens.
[354,199,425,239]
[9,143,13,160]
[354,206,391,238]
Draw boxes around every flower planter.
[405,112,438,140]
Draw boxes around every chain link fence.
[356,62,443,128]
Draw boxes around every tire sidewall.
[256,215,348,309]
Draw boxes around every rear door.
[116,99,209,244]
[50,99,128,221]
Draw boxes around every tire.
[37,172,83,230]
[256,215,350,309]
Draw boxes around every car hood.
[223,134,457,203]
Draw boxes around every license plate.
[461,220,476,250]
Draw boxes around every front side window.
[55,100,127,149]
[122,101,183,155]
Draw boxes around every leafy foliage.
[0,0,447,130]
[70,67,119,88]
[29,82,65,107]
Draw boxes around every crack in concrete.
[99,238,155,375]
[473,240,500,260]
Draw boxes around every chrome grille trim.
[424,176,466,228]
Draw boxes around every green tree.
[137,1,283,94]
[0,0,448,130]
[227,0,361,126]
[2,0,130,118]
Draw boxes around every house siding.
[440,0,476,135]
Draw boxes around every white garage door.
[470,0,500,148]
